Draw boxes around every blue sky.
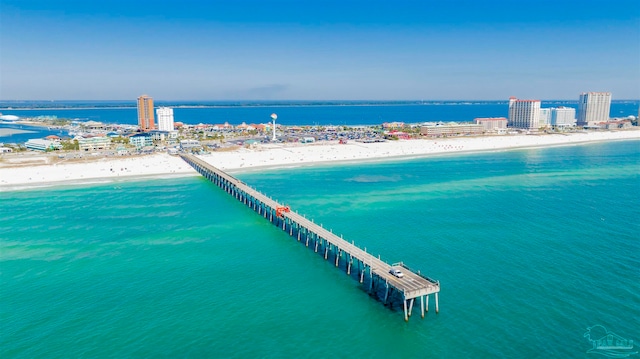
[1,0,639,100]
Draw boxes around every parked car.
[389,267,404,278]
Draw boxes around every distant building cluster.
[2,92,636,155]
[506,92,630,131]
[134,95,180,149]
[137,95,177,134]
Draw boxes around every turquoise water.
[2,140,639,357]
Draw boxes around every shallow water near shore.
[1,140,639,357]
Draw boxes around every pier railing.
[394,262,440,285]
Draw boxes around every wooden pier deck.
[181,154,440,321]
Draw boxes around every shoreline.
[1,130,639,191]
[225,134,640,174]
[199,130,640,172]
[0,172,197,193]
[0,153,199,191]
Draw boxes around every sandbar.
[0,128,36,137]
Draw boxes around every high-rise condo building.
[156,107,175,132]
[577,92,611,127]
[550,107,576,127]
[539,108,551,128]
[508,97,541,130]
[137,95,155,131]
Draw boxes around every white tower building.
[577,92,611,127]
[270,113,278,141]
[156,107,175,132]
[539,108,551,128]
[551,107,576,127]
[508,97,541,130]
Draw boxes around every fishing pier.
[181,154,440,321]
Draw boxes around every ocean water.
[1,140,639,357]
[0,124,68,145]
[2,101,639,126]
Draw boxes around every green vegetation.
[61,139,79,151]
[111,136,130,144]
[3,144,27,152]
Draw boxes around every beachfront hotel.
[577,92,612,127]
[156,107,175,132]
[137,95,155,131]
[420,123,484,137]
[550,107,576,127]
[535,106,577,129]
[539,108,551,128]
[474,117,508,132]
[508,97,541,130]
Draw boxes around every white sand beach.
[0,153,196,191]
[200,130,640,171]
[1,130,639,190]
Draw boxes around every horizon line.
[2,99,639,103]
